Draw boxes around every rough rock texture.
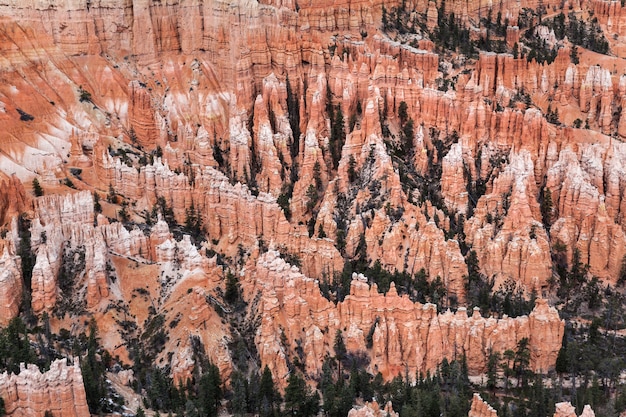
[0,0,619,399]
[0,0,623,295]
[469,396,597,417]
[25,189,232,383]
[469,394,498,417]
[553,403,596,417]
[348,401,399,417]
[465,151,552,290]
[93,149,345,278]
[0,247,22,327]
[0,358,89,417]
[252,251,564,383]
[0,176,29,227]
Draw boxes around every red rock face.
[469,394,498,417]
[348,401,399,417]
[0,248,22,328]
[469,396,597,417]
[0,358,90,417]
[252,251,563,383]
[0,0,618,402]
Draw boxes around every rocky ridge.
[252,251,563,382]
[0,0,621,409]
[469,394,597,417]
[0,358,89,417]
[348,401,399,417]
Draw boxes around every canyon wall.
[252,251,564,383]
[0,0,620,403]
[0,358,89,417]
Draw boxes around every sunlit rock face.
[0,358,90,417]
[0,0,621,401]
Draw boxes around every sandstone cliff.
[0,0,623,293]
[251,251,564,383]
[553,402,596,417]
[469,395,597,417]
[348,401,399,417]
[469,394,498,417]
[0,0,618,405]
[0,358,89,417]
[0,248,22,328]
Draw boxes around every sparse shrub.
[17,109,34,121]
[79,86,92,103]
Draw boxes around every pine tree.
[259,366,279,417]
[540,187,553,231]
[224,271,240,305]
[554,332,569,374]
[335,382,356,417]
[184,203,203,241]
[118,202,130,223]
[570,45,580,64]
[330,106,346,169]
[0,317,36,375]
[277,191,291,220]
[487,351,500,391]
[107,184,117,203]
[230,371,248,417]
[93,192,101,213]
[286,76,301,163]
[382,5,389,30]
[402,119,415,153]
[305,184,318,212]
[313,161,322,191]
[198,362,222,417]
[79,86,92,102]
[398,101,409,125]
[32,178,43,197]
[501,349,515,393]
[81,319,107,414]
[319,359,337,414]
[546,104,560,124]
[514,337,531,388]
[618,255,626,285]
[284,372,307,415]
[334,330,347,377]
[347,155,357,183]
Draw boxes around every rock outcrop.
[0,358,90,417]
[0,0,623,294]
[469,395,597,417]
[348,401,399,417]
[0,0,620,405]
[252,251,564,383]
[0,248,22,327]
[553,403,596,417]
[469,394,498,417]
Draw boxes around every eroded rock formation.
[553,403,596,417]
[469,394,498,417]
[0,358,89,417]
[469,395,597,417]
[348,401,399,417]
[252,251,564,383]
[0,248,22,327]
[0,0,617,405]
